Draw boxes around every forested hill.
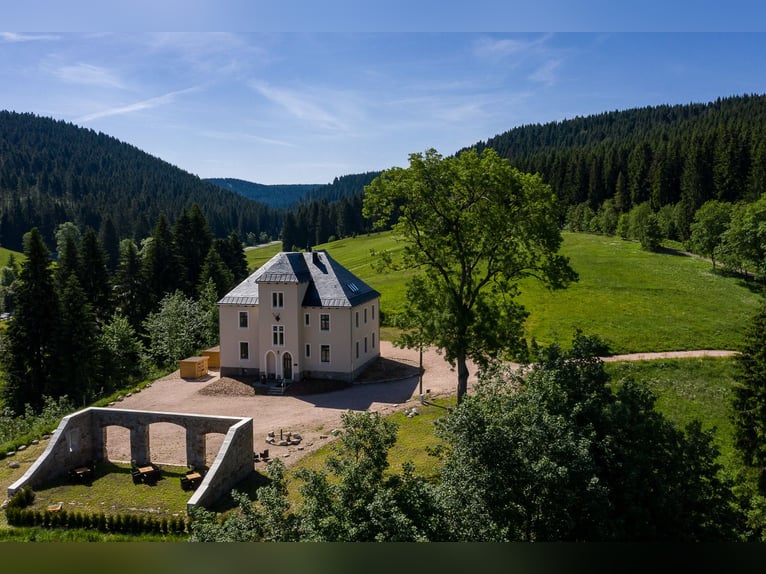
[471,93,766,239]
[205,178,321,209]
[0,111,281,251]
[206,171,381,208]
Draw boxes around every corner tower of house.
[217,250,380,384]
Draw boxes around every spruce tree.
[80,227,113,323]
[1,228,60,413]
[142,213,181,309]
[99,216,120,273]
[114,239,147,332]
[732,297,766,489]
[54,273,102,404]
[198,245,234,299]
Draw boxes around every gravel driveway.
[104,341,478,468]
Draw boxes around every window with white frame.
[321,345,330,363]
[372,304,375,320]
[272,291,284,308]
[355,311,359,328]
[272,325,285,346]
[305,344,311,358]
[239,311,248,328]
[305,313,310,326]
[320,313,330,331]
[364,308,367,323]
[364,336,368,353]
[355,341,359,359]
[372,332,376,348]
[239,341,249,360]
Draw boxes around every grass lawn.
[0,246,24,268]
[275,230,762,354]
[605,356,741,473]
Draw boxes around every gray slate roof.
[218,250,380,308]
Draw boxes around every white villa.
[217,249,381,383]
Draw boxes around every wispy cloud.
[473,34,553,59]
[529,59,561,86]
[0,32,59,43]
[53,63,125,89]
[202,130,295,148]
[75,87,198,123]
[250,81,348,132]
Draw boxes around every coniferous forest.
[0,111,281,251]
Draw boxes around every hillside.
[205,178,321,209]
[472,94,766,238]
[0,111,282,250]
[206,172,381,209]
[300,231,761,355]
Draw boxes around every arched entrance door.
[282,352,293,381]
[265,351,276,379]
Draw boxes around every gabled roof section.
[218,250,379,308]
[302,250,379,308]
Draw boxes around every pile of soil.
[198,377,256,397]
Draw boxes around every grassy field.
[283,356,745,505]
[605,356,741,473]
[0,246,23,268]
[246,231,762,354]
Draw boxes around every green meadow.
[248,231,762,355]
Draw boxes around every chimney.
[313,250,320,265]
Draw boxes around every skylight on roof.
[347,282,359,293]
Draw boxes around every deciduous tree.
[363,148,576,403]
[435,334,741,541]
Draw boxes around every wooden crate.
[179,356,209,378]
[202,346,220,368]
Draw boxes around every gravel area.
[103,341,478,468]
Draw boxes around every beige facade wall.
[219,304,259,375]
[219,290,380,381]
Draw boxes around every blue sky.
[3,4,766,184]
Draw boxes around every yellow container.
[202,346,220,368]
[179,356,209,378]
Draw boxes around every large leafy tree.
[688,200,732,271]
[363,148,577,403]
[1,228,60,413]
[720,196,766,279]
[435,334,741,541]
[142,290,216,367]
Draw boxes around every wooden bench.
[181,471,203,491]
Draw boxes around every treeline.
[305,171,382,204]
[0,111,282,251]
[475,94,766,243]
[0,204,248,415]
[280,194,374,251]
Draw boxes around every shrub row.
[5,506,188,535]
